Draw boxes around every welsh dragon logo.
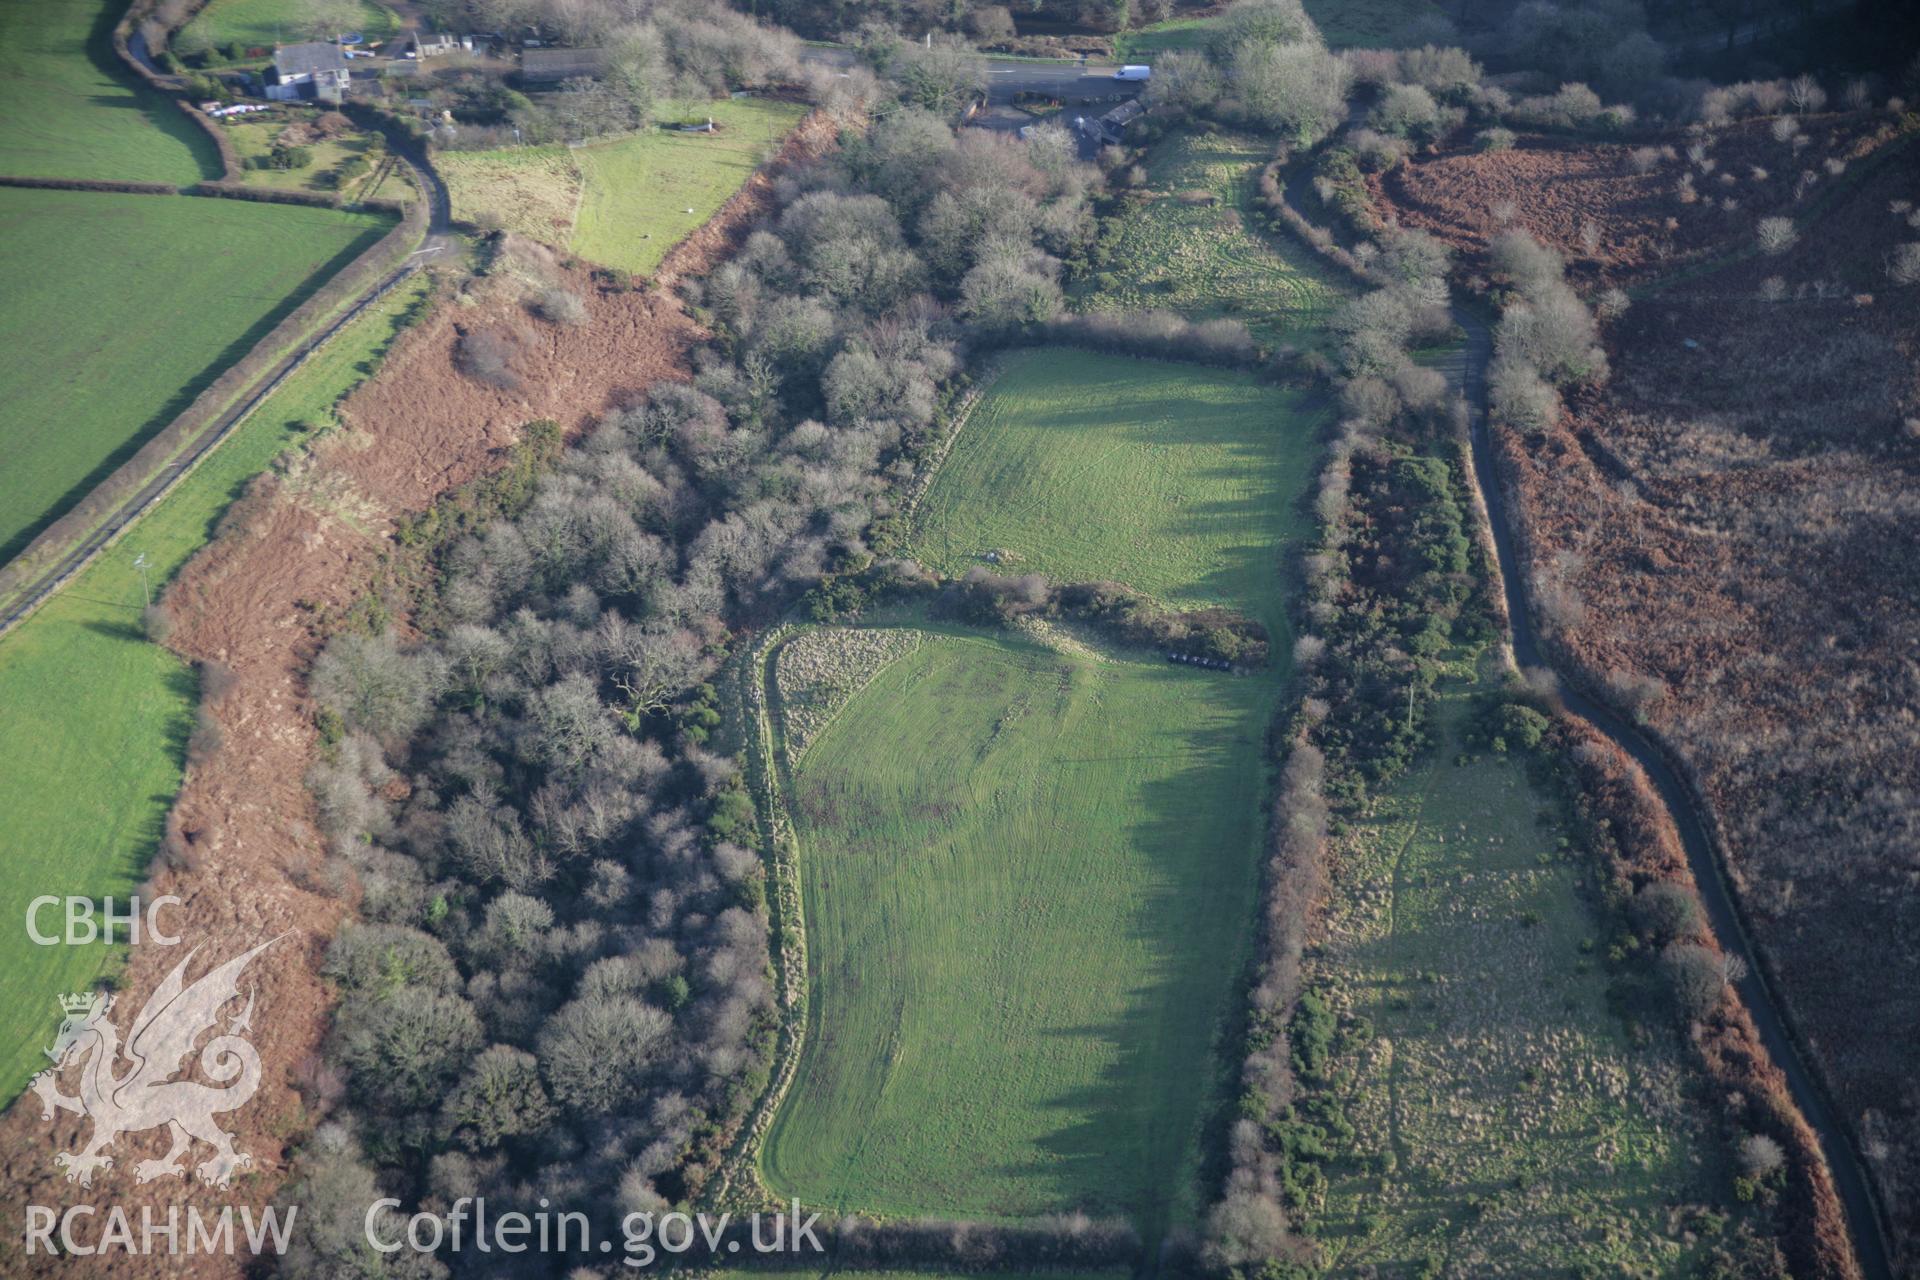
[29,935,282,1190]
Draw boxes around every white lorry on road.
[1113,64,1151,80]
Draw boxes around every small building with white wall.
[265,42,348,102]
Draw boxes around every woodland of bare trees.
[278,110,1095,1279]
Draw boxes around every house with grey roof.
[265,42,348,102]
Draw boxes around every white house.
[265,42,349,102]
[406,30,459,58]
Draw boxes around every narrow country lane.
[1444,299,1896,1280]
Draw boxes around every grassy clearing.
[0,186,389,564]
[1304,0,1448,49]
[440,144,584,242]
[1075,129,1346,345]
[1114,0,1446,62]
[0,271,434,1100]
[1114,15,1218,61]
[763,629,1273,1234]
[911,348,1323,637]
[441,98,804,274]
[0,0,218,182]
[572,98,802,273]
[1304,672,1742,1275]
[178,0,396,52]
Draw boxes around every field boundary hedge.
[0,175,180,195]
[186,180,412,214]
[704,622,809,1212]
[0,192,428,632]
[893,361,998,526]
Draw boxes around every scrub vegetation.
[1076,129,1346,345]
[0,272,433,1097]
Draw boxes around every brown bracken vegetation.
[1437,122,1920,1270]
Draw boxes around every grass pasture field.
[0,0,218,182]
[1114,0,1447,62]
[1075,129,1346,345]
[0,271,434,1100]
[763,629,1272,1233]
[570,98,804,273]
[1113,15,1217,61]
[911,348,1323,636]
[441,98,804,275]
[1304,675,1744,1275]
[177,0,397,53]
[0,186,390,565]
[1303,0,1448,48]
[762,355,1327,1236]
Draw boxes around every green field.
[912,349,1322,637]
[0,187,389,564]
[1076,130,1346,346]
[440,97,805,275]
[0,0,218,182]
[1113,15,1218,61]
[1305,0,1449,48]
[1116,0,1447,58]
[177,0,396,52]
[1303,674,1744,1274]
[763,630,1272,1232]
[762,354,1326,1236]
[0,271,433,1099]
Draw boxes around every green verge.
[1074,129,1348,347]
[910,348,1324,639]
[0,0,218,182]
[1303,667,1745,1275]
[762,628,1272,1237]
[0,271,434,1100]
[0,187,391,564]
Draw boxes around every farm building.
[1095,98,1144,144]
[405,30,459,58]
[265,42,348,102]
[520,46,609,82]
